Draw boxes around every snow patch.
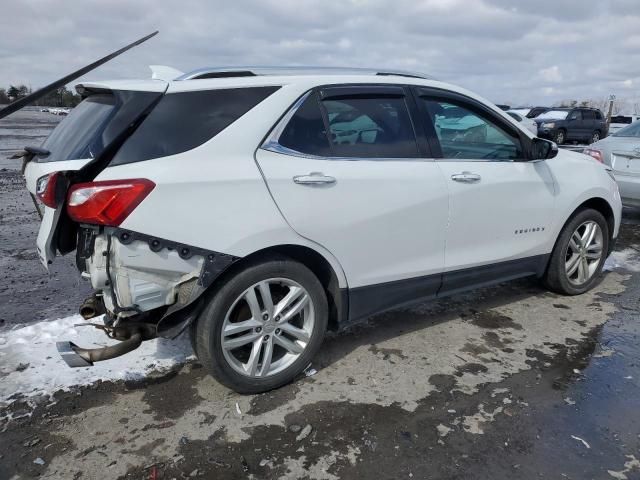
[0,315,194,406]
[604,248,640,272]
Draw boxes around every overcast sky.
[1,0,639,106]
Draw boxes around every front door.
[413,89,556,294]
[256,86,449,319]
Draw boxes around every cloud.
[0,0,638,105]
[539,66,563,83]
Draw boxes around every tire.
[590,130,601,144]
[543,208,609,295]
[554,129,566,145]
[189,318,199,359]
[193,255,328,394]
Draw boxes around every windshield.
[613,121,640,137]
[40,94,116,162]
[536,110,569,120]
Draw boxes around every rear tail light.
[584,148,604,163]
[36,172,62,208]
[66,179,155,226]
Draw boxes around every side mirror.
[531,137,558,160]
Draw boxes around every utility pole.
[606,94,616,133]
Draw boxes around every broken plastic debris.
[33,457,45,465]
[235,402,242,415]
[571,435,590,449]
[564,397,576,406]
[296,424,313,441]
[305,367,317,377]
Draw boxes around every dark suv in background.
[535,107,607,145]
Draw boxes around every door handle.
[293,172,337,185]
[451,172,481,183]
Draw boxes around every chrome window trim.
[260,90,430,162]
[433,157,517,163]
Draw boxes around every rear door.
[412,87,556,294]
[566,109,583,140]
[582,109,597,139]
[256,85,449,319]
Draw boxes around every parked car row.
[505,106,640,147]
[586,121,640,208]
[40,107,71,115]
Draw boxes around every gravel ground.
[1,111,640,480]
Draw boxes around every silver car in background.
[587,121,640,208]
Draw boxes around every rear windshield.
[110,86,280,165]
[611,116,633,125]
[40,94,116,162]
[613,121,640,137]
[38,90,163,163]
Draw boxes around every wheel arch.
[207,244,347,331]
[548,197,616,264]
[574,197,615,244]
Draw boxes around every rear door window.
[278,92,331,156]
[41,94,116,162]
[322,96,419,158]
[582,110,596,120]
[111,87,279,165]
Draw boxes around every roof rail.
[176,66,432,81]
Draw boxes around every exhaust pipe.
[79,294,106,320]
[57,323,156,368]
[57,334,142,367]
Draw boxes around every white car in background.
[507,110,538,135]
[24,67,621,393]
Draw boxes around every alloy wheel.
[556,131,565,144]
[564,220,603,285]
[220,278,314,378]
[591,132,600,144]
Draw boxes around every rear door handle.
[293,172,337,185]
[451,172,481,183]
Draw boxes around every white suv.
[24,67,621,393]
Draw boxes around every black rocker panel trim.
[346,254,550,324]
[348,273,442,324]
[438,254,550,297]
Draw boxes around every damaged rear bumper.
[58,227,239,367]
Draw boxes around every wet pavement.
[1,112,640,479]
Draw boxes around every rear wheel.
[543,208,609,295]
[193,256,328,393]
[590,130,601,144]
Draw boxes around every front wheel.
[590,131,601,144]
[193,256,328,393]
[554,129,566,145]
[543,208,609,295]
